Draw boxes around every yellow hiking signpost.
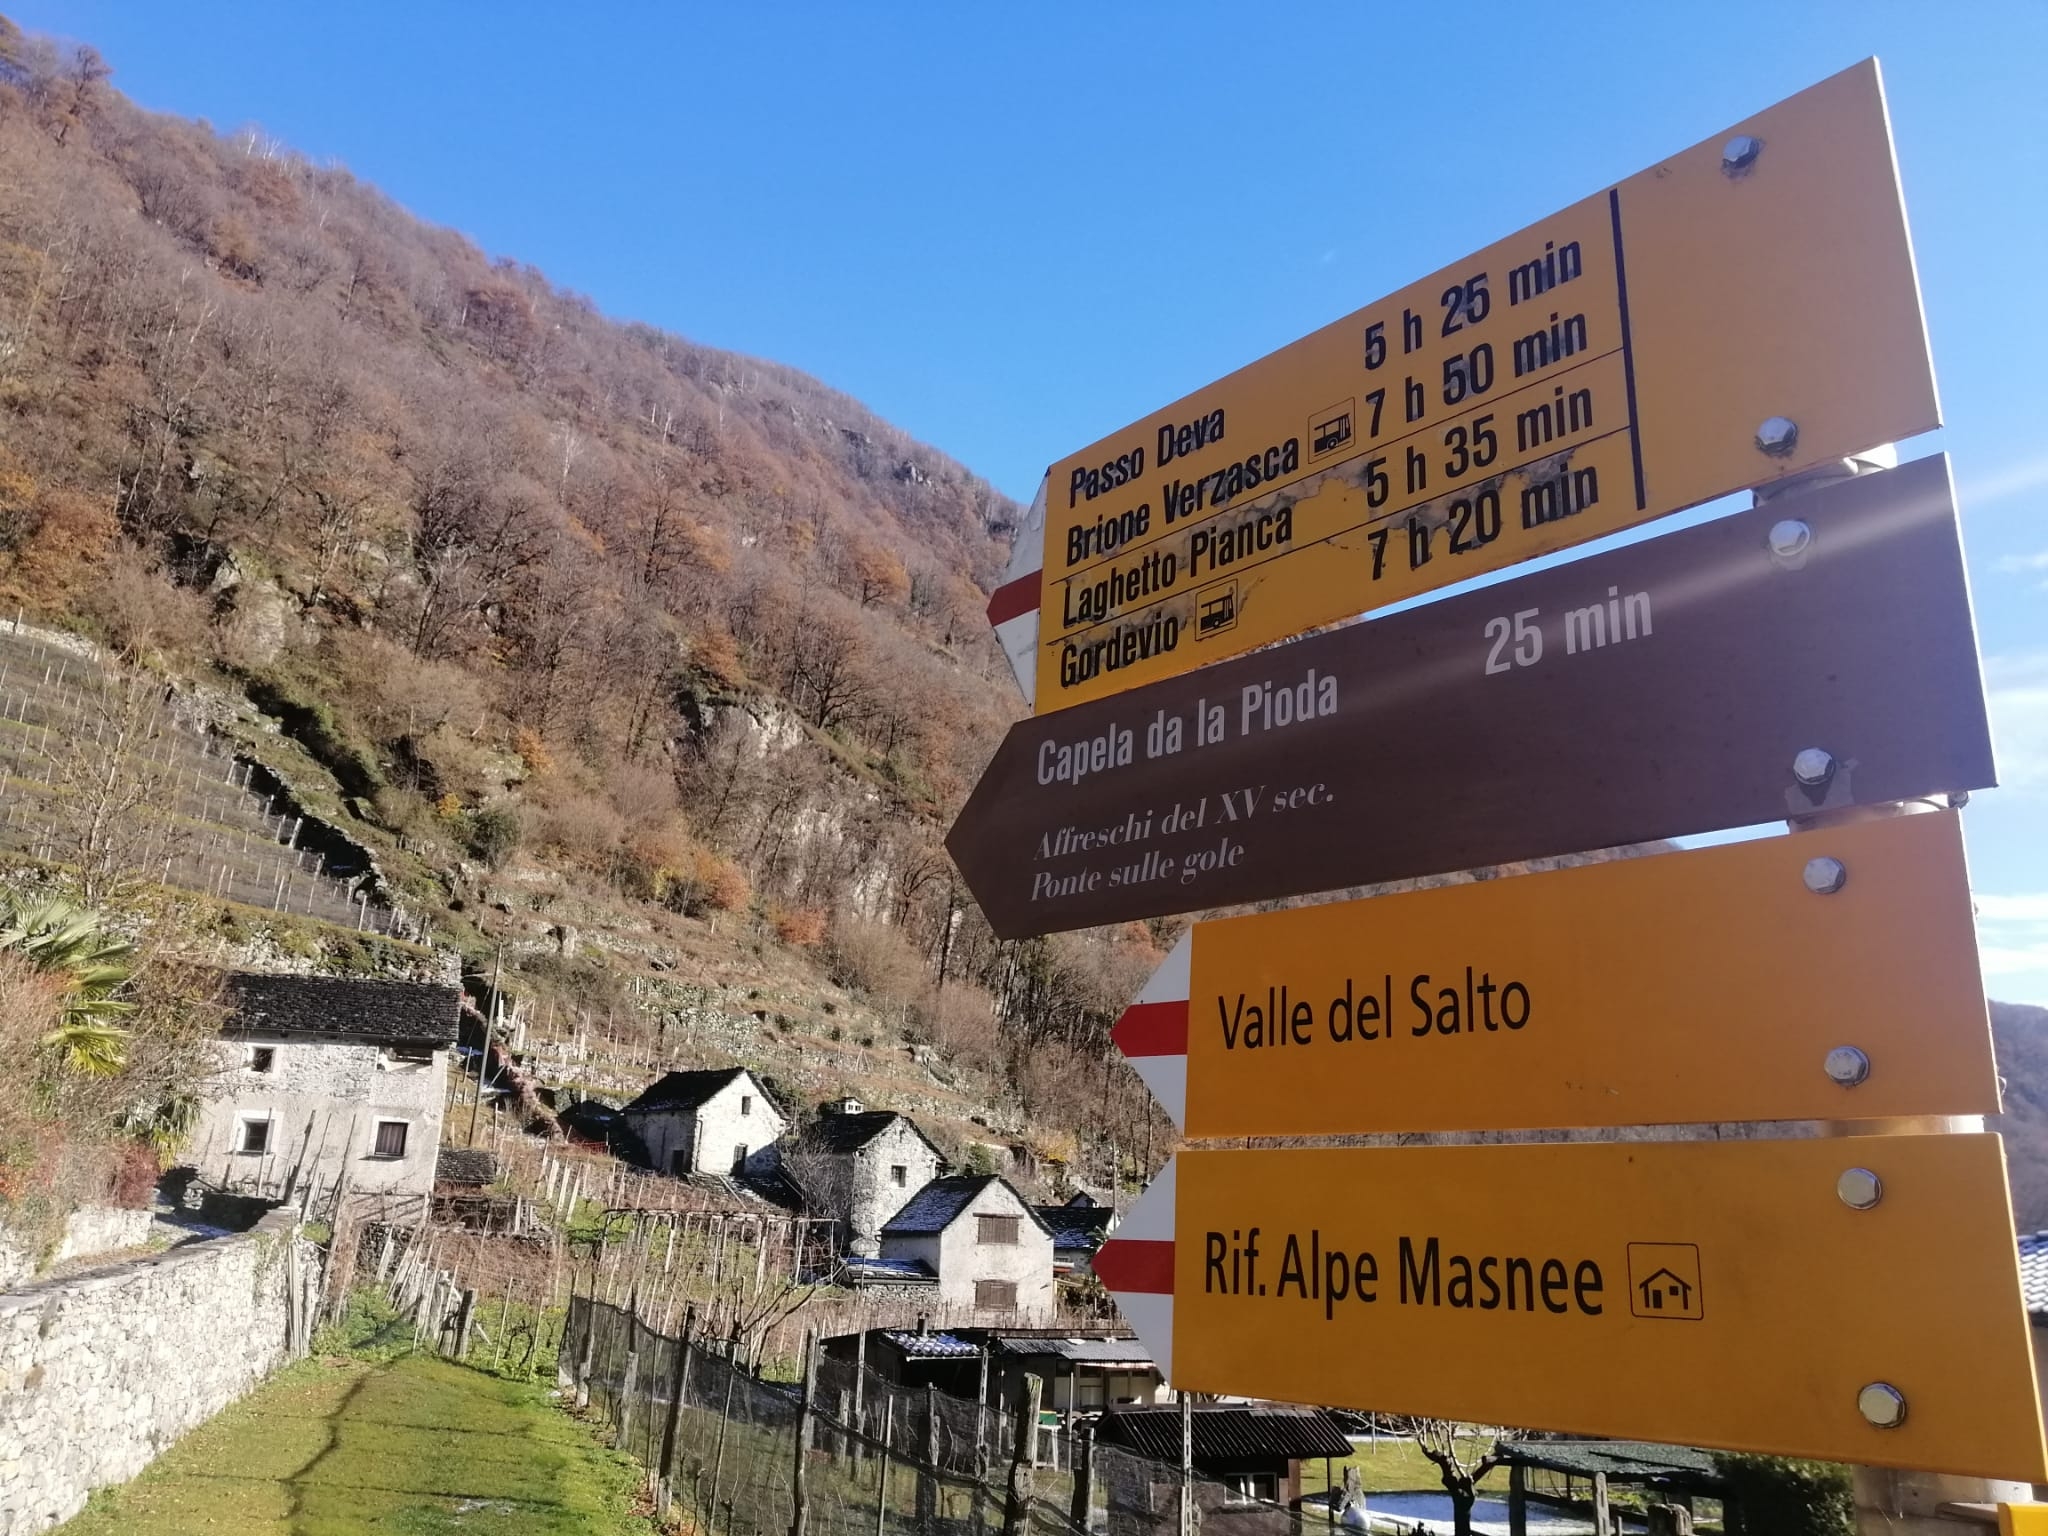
[1111,811,2001,1137]
[1095,1138,2047,1481]
[974,57,2048,1491]
[1034,59,1935,713]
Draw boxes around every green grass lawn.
[1298,1434,1513,1497]
[56,1353,653,1536]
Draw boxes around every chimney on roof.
[916,1315,927,1334]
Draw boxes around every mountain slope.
[0,24,1173,1178]
[1992,1001,2048,1231]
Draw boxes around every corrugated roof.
[225,973,460,1047]
[2020,1232,2048,1319]
[993,1335,1153,1366]
[622,1068,766,1115]
[882,1175,1053,1237]
[1096,1406,1353,1462]
[880,1328,978,1357]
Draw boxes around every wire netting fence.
[563,1296,1340,1536]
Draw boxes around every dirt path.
[55,1353,652,1535]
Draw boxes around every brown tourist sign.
[947,453,1992,938]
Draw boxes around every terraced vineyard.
[0,622,413,937]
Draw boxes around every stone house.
[787,1100,946,1256]
[189,974,461,1216]
[878,1174,1055,1318]
[1034,1192,1115,1275]
[621,1067,788,1178]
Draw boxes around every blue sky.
[15,1,2048,1001]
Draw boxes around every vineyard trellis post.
[1001,1373,1042,1536]
[790,1327,817,1536]
[656,1303,698,1511]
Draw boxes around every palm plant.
[0,894,136,1077]
[124,1092,200,1157]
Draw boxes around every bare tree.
[789,609,875,733]
[51,44,108,147]
[1394,1418,1510,1536]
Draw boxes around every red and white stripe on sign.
[1110,931,1190,1130]
[984,477,1046,709]
[1090,1157,1177,1379]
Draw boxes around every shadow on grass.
[57,1351,650,1536]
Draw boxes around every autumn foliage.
[0,24,1177,1171]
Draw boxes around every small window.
[891,1164,908,1188]
[975,1279,1019,1311]
[976,1214,1020,1246]
[741,1095,752,1116]
[245,1046,276,1074]
[732,1143,749,1173]
[237,1117,272,1155]
[1224,1473,1279,1507]
[370,1121,409,1159]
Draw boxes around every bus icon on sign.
[1627,1243,1704,1321]
[1310,400,1354,460]
[1197,583,1238,638]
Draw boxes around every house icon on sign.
[1626,1242,1704,1321]
[1637,1268,1692,1311]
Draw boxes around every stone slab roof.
[224,973,460,1047]
[434,1148,500,1188]
[881,1175,1053,1238]
[841,1258,938,1286]
[1497,1440,1721,1486]
[622,1068,758,1115]
[1034,1203,1113,1251]
[876,1327,978,1355]
[808,1109,941,1160]
[2019,1231,2048,1319]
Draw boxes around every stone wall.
[0,1208,311,1535]
[50,1207,155,1266]
[846,1121,943,1257]
[0,1207,157,1291]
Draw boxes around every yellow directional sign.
[1181,811,1995,1135]
[1168,1137,2046,1480]
[1037,59,1936,712]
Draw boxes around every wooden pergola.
[1497,1440,1723,1536]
